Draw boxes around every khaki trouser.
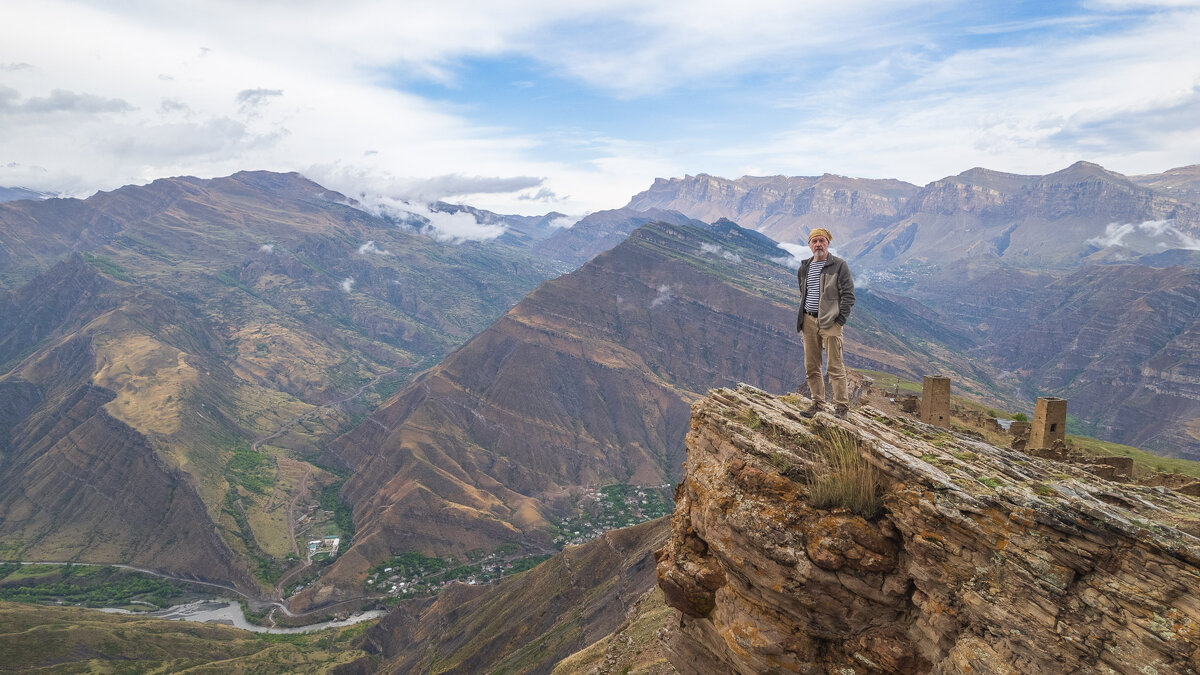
[802,314,848,407]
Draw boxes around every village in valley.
[358,482,675,601]
[306,535,340,561]
[554,483,675,547]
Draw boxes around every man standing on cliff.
[797,228,855,419]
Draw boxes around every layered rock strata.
[656,385,1200,674]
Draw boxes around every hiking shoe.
[834,404,849,419]
[799,402,822,418]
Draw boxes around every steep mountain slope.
[626,174,919,245]
[0,171,560,591]
[0,256,249,585]
[297,219,1008,609]
[534,206,704,265]
[622,163,1200,275]
[985,263,1200,457]
[360,518,668,674]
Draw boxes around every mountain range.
[3,159,1200,672]
[293,213,1018,610]
[627,161,1200,458]
[0,172,573,591]
[629,162,1200,270]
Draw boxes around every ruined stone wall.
[920,375,951,426]
[1030,396,1067,449]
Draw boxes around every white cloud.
[0,86,133,115]
[259,243,275,253]
[340,276,355,292]
[357,240,391,255]
[517,187,560,202]
[1,0,1197,211]
[547,215,581,229]
[776,242,812,263]
[744,6,1200,184]
[304,163,551,208]
[394,174,546,203]
[354,196,507,243]
[1086,219,1200,251]
[649,283,673,308]
[700,242,742,262]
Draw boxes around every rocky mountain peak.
[656,385,1200,673]
[1040,160,1133,186]
[946,166,1038,191]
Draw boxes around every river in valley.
[98,600,386,634]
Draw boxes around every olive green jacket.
[796,254,855,331]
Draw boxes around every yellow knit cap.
[808,228,832,243]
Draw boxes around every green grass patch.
[1067,435,1200,479]
[226,448,273,495]
[507,555,551,574]
[0,565,189,608]
[319,482,355,540]
[258,632,311,645]
[80,252,131,281]
[1,564,62,583]
[855,369,922,394]
[735,408,763,430]
[214,270,260,297]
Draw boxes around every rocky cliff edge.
[656,385,1200,674]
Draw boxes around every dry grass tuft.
[807,426,882,518]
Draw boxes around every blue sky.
[1,0,1198,221]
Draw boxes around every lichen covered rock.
[656,385,1200,674]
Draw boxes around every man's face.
[810,235,829,258]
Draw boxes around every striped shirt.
[804,259,827,314]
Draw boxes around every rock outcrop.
[656,385,1200,674]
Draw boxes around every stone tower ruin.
[921,376,951,426]
[1029,397,1067,449]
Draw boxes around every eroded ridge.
[655,385,1200,674]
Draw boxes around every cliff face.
[656,386,1200,674]
[625,174,919,245]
